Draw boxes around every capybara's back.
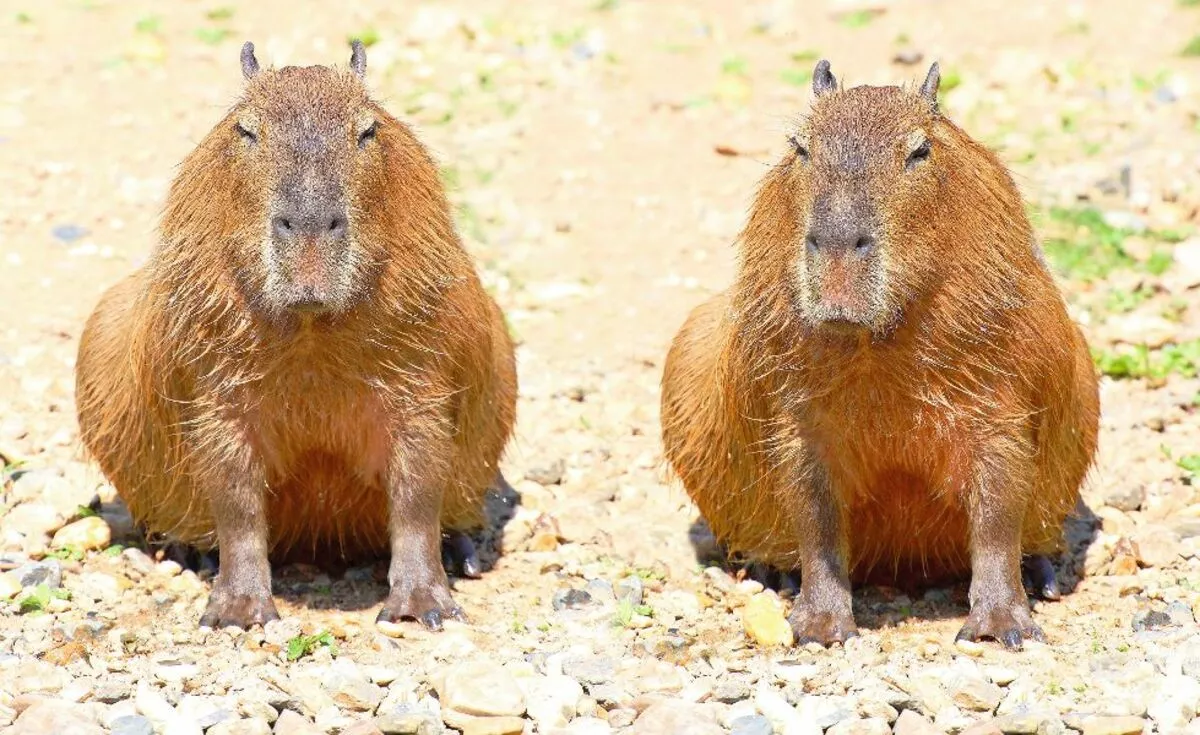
[661,61,1099,648]
[76,41,516,629]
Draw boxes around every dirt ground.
[2,1,1200,734]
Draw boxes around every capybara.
[75,41,517,631]
[660,61,1099,648]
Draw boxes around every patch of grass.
[1178,454,1200,482]
[780,68,812,87]
[939,68,962,94]
[351,27,380,48]
[1184,36,1200,56]
[839,10,877,28]
[45,546,84,562]
[1046,681,1064,696]
[791,49,820,63]
[195,27,231,45]
[550,27,586,49]
[1039,206,1183,281]
[286,631,336,661]
[75,504,98,519]
[1133,70,1171,93]
[205,7,234,21]
[1093,340,1200,380]
[1182,0,1200,6]
[612,598,654,627]
[312,584,332,596]
[102,545,124,557]
[1104,285,1154,314]
[134,15,161,34]
[721,55,749,77]
[16,12,32,23]
[17,584,70,615]
[593,0,619,10]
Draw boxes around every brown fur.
[75,48,516,570]
[661,63,1099,643]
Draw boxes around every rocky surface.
[2,0,1200,733]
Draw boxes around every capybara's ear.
[919,61,941,110]
[240,41,260,80]
[813,59,838,97]
[350,40,367,79]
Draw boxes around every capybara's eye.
[906,138,932,170]
[788,136,809,163]
[358,122,378,149]
[235,122,257,145]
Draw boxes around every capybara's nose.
[272,209,348,241]
[805,228,876,256]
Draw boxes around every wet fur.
[75,64,516,565]
[661,81,1100,588]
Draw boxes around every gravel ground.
[2,1,1200,734]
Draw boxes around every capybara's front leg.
[199,460,279,629]
[787,460,858,646]
[376,423,465,631]
[957,456,1043,649]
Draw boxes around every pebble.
[162,718,204,735]
[630,700,723,735]
[741,592,794,647]
[8,700,104,735]
[892,709,942,735]
[756,684,819,735]
[826,718,892,735]
[562,655,615,685]
[135,681,178,724]
[552,588,595,610]
[109,715,155,735]
[154,658,202,684]
[273,710,323,734]
[340,722,385,735]
[2,503,65,540]
[0,571,21,599]
[1075,715,1148,735]
[50,516,111,552]
[1147,674,1200,731]
[208,719,273,735]
[525,459,565,485]
[951,677,1004,712]
[12,560,63,589]
[554,717,612,735]
[1132,527,1182,568]
[729,714,774,735]
[325,674,385,712]
[436,660,526,717]
[992,711,1064,734]
[524,674,582,730]
[175,694,234,729]
[616,574,644,605]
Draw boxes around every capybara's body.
[76,264,515,562]
[75,42,516,628]
[660,61,1099,646]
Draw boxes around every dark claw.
[419,609,444,631]
[442,531,483,579]
[1022,555,1061,601]
[1000,628,1022,650]
[199,592,279,630]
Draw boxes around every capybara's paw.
[198,588,279,630]
[1021,555,1061,601]
[787,603,858,646]
[955,598,1044,650]
[441,530,482,579]
[376,580,466,632]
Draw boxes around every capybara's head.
[222,40,383,316]
[783,60,944,335]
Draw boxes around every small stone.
[985,667,1019,687]
[53,224,89,242]
[1166,600,1196,626]
[2,503,65,540]
[436,660,526,717]
[1103,485,1146,513]
[110,715,155,735]
[325,675,385,712]
[1133,528,1182,568]
[993,711,1063,734]
[607,709,637,728]
[951,677,1004,712]
[955,638,986,656]
[9,701,104,735]
[458,715,526,735]
[1148,674,1200,731]
[798,695,856,729]
[630,701,723,735]
[154,658,201,684]
[135,681,177,724]
[552,588,594,611]
[525,460,565,485]
[11,560,62,589]
[556,718,612,735]
[262,619,303,647]
[1076,715,1148,735]
[374,709,442,734]
[0,572,21,599]
[524,674,582,731]
[340,722,385,735]
[209,719,273,735]
[376,620,406,638]
[50,516,111,552]
[1133,609,1176,632]
[615,575,644,606]
[826,718,892,735]
[161,718,204,735]
[175,695,234,729]
[892,709,942,735]
[959,721,1003,735]
[893,49,924,65]
[756,684,819,735]
[562,655,615,685]
[741,592,794,647]
[274,710,323,734]
[713,677,752,703]
[729,714,773,735]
